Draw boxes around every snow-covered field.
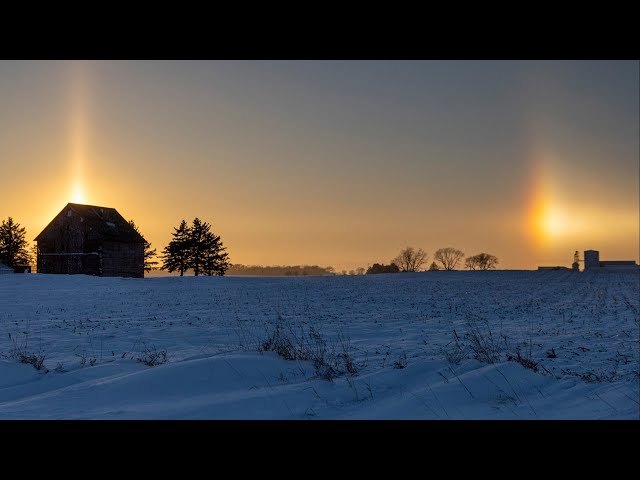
[0,271,638,419]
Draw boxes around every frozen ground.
[0,271,638,419]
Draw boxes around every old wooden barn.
[35,203,145,278]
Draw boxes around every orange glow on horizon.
[526,149,555,247]
[525,144,638,267]
[528,179,570,245]
[1,61,637,271]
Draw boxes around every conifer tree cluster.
[0,217,32,268]
[160,218,230,276]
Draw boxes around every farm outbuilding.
[34,203,144,278]
[583,250,640,273]
[539,250,640,273]
[0,262,13,275]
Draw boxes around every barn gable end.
[35,203,144,278]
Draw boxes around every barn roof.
[34,203,144,243]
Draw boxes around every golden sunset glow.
[525,147,555,247]
[523,134,638,266]
[542,206,569,238]
[71,181,86,204]
[528,174,571,245]
[0,61,637,271]
[530,176,638,247]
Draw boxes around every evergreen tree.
[201,238,230,276]
[161,218,230,276]
[0,217,32,268]
[129,220,158,273]
[189,218,207,276]
[189,217,230,276]
[161,220,192,276]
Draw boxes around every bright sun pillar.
[70,62,88,205]
[71,182,86,204]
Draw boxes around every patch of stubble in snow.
[0,272,638,419]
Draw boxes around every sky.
[0,60,637,271]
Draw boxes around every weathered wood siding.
[37,249,100,275]
[37,210,87,274]
[101,241,144,278]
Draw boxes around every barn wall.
[38,210,85,252]
[37,245,85,274]
[37,211,88,274]
[101,241,144,278]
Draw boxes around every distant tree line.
[226,265,371,276]
[228,264,335,276]
[366,263,400,274]
[366,246,498,274]
[329,268,365,275]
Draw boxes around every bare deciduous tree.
[393,246,428,272]
[434,247,464,270]
[465,253,498,270]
